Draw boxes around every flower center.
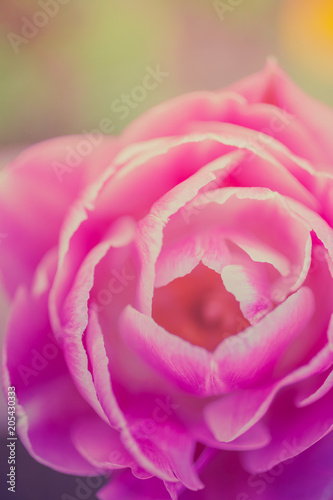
[152,263,250,351]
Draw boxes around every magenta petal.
[119,305,216,395]
[229,59,333,164]
[241,388,333,474]
[205,344,333,443]
[0,136,117,297]
[2,252,98,475]
[248,430,333,500]
[122,91,246,143]
[71,415,151,479]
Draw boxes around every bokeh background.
[0,0,332,498]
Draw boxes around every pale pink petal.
[213,287,316,389]
[123,68,326,165]
[163,187,312,300]
[221,264,272,324]
[155,230,231,288]
[3,252,99,475]
[49,138,239,332]
[52,217,136,418]
[86,308,202,490]
[181,432,333,500]
[119,305,214,395]
[184,120,329,217]
[229,59,333,165]
[296,369,333,408]
[191,419,271,451]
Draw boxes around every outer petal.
[241,387,333,474]
[97,471,173,500]
[0,136,118,297]
[2,246,145,478]
[2,249,98,475]
[180,432,333,500]
[229,59,333,166]
[123,73,324,166]
[213,286,316,388]
[86,308,203,491]
[55,216,136,415]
